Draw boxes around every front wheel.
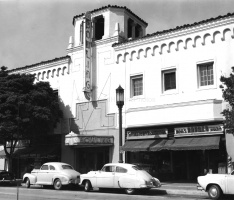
[208,185,222,200]
[84,180,92,192]
[25,178,30,188]
[53,179,63,190]
[125,188,136,195]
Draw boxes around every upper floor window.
[198,62,214,87]
[162,69,176,92]
[94,15,104,40]
[130,75,143,97]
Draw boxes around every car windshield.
[62,165,73,170]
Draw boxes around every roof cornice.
[9,55,71,73]
[113,12,234,50]
[72,5,148,26]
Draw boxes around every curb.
[155,188,208,196]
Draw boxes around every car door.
[96,165,115,188]
[36,165,49,184]
[113,166,128,188]
[44,165,57,185]
[226,173,234,194]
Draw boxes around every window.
[94,16,104,40]
[62,165,73,170]
[198,62,214,87]
[162,69,176,92]
[49,165,55,170]
[101,166,115,172]
[116,167,127,173]
[41,165,48,170]
[131,75,143,97]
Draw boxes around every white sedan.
[79,163,161,194]
[22,162,80,190]
[197,171,234,199]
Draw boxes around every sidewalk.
[156,181,208,197]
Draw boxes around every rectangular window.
[131,75,143,97]
[162,69,176,92]
[198,62,214,87]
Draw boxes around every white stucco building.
[10,5,234,180]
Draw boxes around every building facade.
[10,5,234,180]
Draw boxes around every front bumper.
[197,184,204,191]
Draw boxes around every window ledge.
[161,89,178,96]
[129,95,144,101]
[197,85,217,91]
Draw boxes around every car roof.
[42,162,71,166]
[104,163,136,168]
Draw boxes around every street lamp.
[116,85,124,163]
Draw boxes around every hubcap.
[210,187,217,197]
[56,181,61,188]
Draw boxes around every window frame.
[162,68,177,94]
[130,74,143,98]
[197,61,214,88]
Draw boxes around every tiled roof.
[9,55,70,73]
[72,5,148,26]
[112,12,234,47]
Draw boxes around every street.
[0,186,211,200]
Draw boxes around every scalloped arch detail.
[115,26,234,63]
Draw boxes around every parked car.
[0,170,15,185]
[79,163,161,194]
[197,171,234,199]
[22,162,80,190]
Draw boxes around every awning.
[0,147,23,159]
[121,140,155,151]
[121,136,220,152]
[150,136,220,151]
[13,145,60,158]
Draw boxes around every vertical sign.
[83,12,92,100]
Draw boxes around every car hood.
[199,174,227,179]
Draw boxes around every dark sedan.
[0,170,15,185]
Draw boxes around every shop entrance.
[76,147,109,174]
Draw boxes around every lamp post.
[116,85,124,163]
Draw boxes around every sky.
[1,0,234,70]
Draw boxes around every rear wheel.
[208,184,222,200]
[84,180,92,192]
[25,178,30,188]
[53,179,63,190]
[125,188,135,195]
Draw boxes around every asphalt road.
[0,186,210,200]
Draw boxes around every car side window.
[102,166,115,172]
[116,166,127,173]
[49,165,55,170]
[41,165,48,170]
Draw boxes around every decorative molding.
[127,99,223,113]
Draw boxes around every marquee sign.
[126,129,168,140]
[83,12,92,100]
[65,131,114,146]
[174,125,223,136]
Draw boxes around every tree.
[0,66,63,172]
[220,66,234,133]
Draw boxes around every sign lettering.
[127,129,168,139]
[175,125,223,135]
[83,12,92,100]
